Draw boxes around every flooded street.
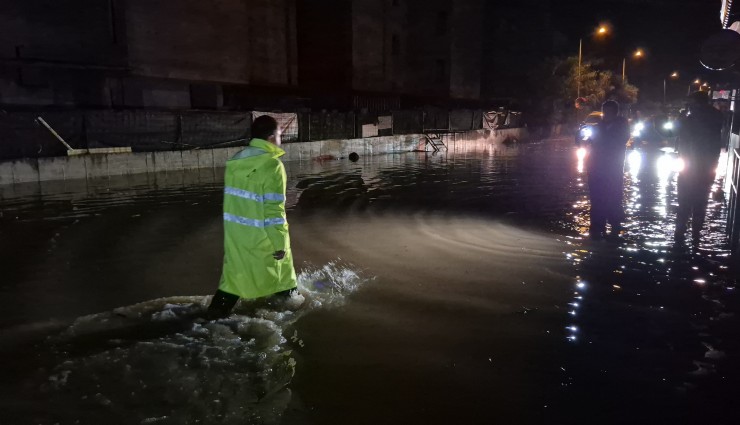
[1,138,739,424]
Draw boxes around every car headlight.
[634,122,645,132]
[580,127,593,139]
[663,121,674,130]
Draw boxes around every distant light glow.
[663,122,674,130]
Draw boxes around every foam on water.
[31,261,367,425]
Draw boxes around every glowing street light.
[622,48,645,82]
[578,25,610,98]
[663,71,679,104]
[688,79,702,95]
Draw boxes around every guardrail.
[728,148,740,251]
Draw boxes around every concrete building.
[0,0,298,110]
[481,0,554,100]
[0,0,484,110]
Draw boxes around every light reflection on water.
[0,139,738,424]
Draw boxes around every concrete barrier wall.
[0,128,528,186]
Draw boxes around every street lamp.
[663,71,679,105]
[688,79,702,95]
[622,49,644,82]
[578,25,609,98]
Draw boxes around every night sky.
[551,0,724,102]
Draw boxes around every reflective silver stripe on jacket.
[224,213,286,228]
[225,186,285,203]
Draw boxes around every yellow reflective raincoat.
[217,138,297,299]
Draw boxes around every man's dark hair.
[602,100,619,113]
[252,115,278,140]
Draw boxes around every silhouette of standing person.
[586,100,630,240]
[674,90,724,245]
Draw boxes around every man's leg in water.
[206,289,240,319]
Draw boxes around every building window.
[392,34,400,56]
[436,11,447,35]
[435,60,446,83]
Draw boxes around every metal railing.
[728,148,740,251]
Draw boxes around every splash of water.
[33,261,368,425]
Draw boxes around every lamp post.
[622,49,644,83]
[578,25,609,98]
[663,71,679,105]
[687,79,701,95]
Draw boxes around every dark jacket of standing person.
[586,101,630,239]
[674,91,725,244]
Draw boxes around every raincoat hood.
[249,138,285,158]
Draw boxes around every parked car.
[576,111,603,146]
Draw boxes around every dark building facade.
[0,0,493,111]
[481,0,554,100]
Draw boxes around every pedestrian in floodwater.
[586,100,630,240]
[674,90,724,245]
[207,115,298,318]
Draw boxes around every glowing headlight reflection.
[576,147,587,160]
[674,157,685,173]
[627,150,642,174]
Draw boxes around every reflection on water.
[1,139,739,424]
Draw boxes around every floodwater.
[1,138,738,425]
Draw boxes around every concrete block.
[182,169,201,186]
[106,153,149,176]
[11,159,39,184]
[198,166,217,184]
[157,170,185,188]
[282,144,300,162]
[152,151,182,173]
[133,152,153,175]
[347,140,364,158]
[38,157,65,182]
[181,150,200,170]
[63,155,88,180]
[40,179,87,198]
[0,160,14,186]
[196,150,214,169]
[321,139,343,158]
[308,141,322,160]
[296,142,313,161]
[4,181,40,200]
[212,148,232,167]
[226,147,243,159]
[84,155,109,179]
[0,182,14,200]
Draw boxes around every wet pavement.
[0,138,738,424]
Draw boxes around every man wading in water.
[207,115,298,318]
